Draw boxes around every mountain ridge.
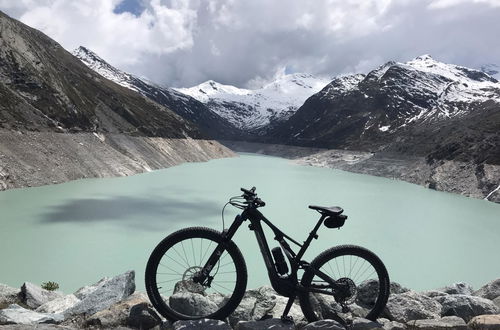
[72,46,242,139]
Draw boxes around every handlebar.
[239,186,265,208]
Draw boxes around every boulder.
[169,292,218,317]
[0,304,64,325]
[85,292,155,328]
[474,279,500,300]
[0,325,74,330]
[127,302,162,330]
[235,318,294,330]
[407,316,467,329]
[270,295,307,326]
[420,290,448,298]
[391,283,410,295]
[352,317,383,329]
[171,319,231,329]
[377,318,406,330]
[19,283,63,309]
[357,281,407,307]
[228,286,276,327]
[0,285,19,307]
[35,295,80,314]
[65,270,135,316]
[438,282,473,295]
[493,297,500,309]
[384,291,441,323]
[302,319,346,330]
[468,314,500,329]
[434,294,499,322]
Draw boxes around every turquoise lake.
[1,153,499,293]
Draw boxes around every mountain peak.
[413,54,434,61]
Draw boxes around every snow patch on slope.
[175,73,331,130]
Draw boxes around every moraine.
[0,153,499,293]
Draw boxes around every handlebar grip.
[241,187,256,195]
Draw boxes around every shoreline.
[219,140,500,203]
[0,130,236,191]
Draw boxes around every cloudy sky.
[1,0,499,88]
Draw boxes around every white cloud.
[1,0,499,88]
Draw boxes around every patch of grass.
[41,281,59,291]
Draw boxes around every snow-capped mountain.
[175,73,331,132]
[270,55,500,165]
[480,64,500,80]
[73,46,240,139]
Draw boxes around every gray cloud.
[1,0,499,88]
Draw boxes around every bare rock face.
[302,319,346,330]
[438,282,474,296]
[127,302,162,330]
[351,317,383,329]
[384,291,442,323]
[235,318,294,330]
[409,315,467,329]
[171,318,231,330]
[377,318,406,330]
[434,294,499,322]
[20,283,63,309]
[35,295,80,314]
[168,292,219,317]
[85,292,156,328]
[0,304,64,325]
[0,285,19,307]
[65,270,135,316]
[474,278,500,300]
[227,286,276,327]
[468,314,500,329]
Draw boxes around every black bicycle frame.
[197,206,345,298]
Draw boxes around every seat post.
[296,213,326,261]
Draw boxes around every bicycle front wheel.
[299,245,389,324]
[145,227,247,320]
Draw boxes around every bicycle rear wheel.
[299,245,389,324]
[145,227,247,320]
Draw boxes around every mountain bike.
[145,187,390,325]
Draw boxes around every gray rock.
[84,292,151,328]
[434,294,499,322]
[493,296,500,309]
[302,319,346,329]
[0,325,74,330]
[235,318,294,330]
[438,282,473,295]
[391,283,410,295]
[384,291,441,323]
[0,304,64,325]
[270,295,306,326]
[127,302,162,330]
[35,295,80,314]
[473,278,500,300]
[169,292,218,317]
[66,270,135,316]
[357,281,408,307]
[352,317,383,329]
[377,318,406,330]
[468,314,500,329]
[20,283,63,309]
[408,315,467,329]
[228,286,280,327]
[420,290,449,298]
[0,285,19,307]
[172,319,231,329]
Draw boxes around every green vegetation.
[41,281,59,291]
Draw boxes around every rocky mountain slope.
[0,11,234,190]
[72,46,241,139]
[175,73,330,132]
[264,55,500,201]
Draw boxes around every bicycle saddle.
[308,205,344,216]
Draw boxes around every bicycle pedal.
[280,315,294,323]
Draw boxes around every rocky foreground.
[2,271,500,329]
